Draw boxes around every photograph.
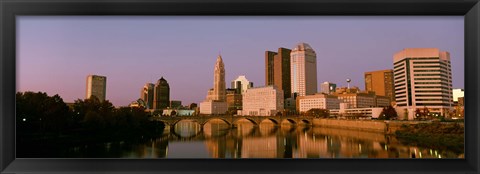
[16,16,464,159]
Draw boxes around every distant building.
[129,98,146,108]
[330,107,384,119]
[364,69,395,102]
[334,91,390,109]
[242,86,284,116]
[140,83,155,109]
[200,55,228,114]
[320,82,336,94]
[86,75,106,101]
[231,75,253,94]
[154,77,170,110]
[334,86,360,94]
[163,108,195,116]
[393,48,453,119]
[290,43,317,97]
[199,101,228,115]
[206,55,226,102]
[266,47,292,99]
[452,88,464,102]
[170,100,182,109]
[296,93,341,113]
[226,89,242,112]
[189,103,198,110]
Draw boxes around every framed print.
[1,0,479,173]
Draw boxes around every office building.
[452,88,464,102]
[153,77,170,110]
[266,47,292,99]
[226,89,242,112]
[231,75,253,94]
[242,86,284,116]
[335,92,390,109]
[365,69,395,102]
[393,48,453,118]
[86,75,107,102]
[320,82,337,94]
[296,93,341,113]
[140,83,155,109]
[200,55,228,114]
[170,100,182,109]
[290,43,318,97]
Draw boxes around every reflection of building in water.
[294,132,329,158]
[174,120,202,138]
[203,120,240,158]
[241,137,277,158]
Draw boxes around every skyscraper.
[320,81,336,94]
[211,55,226,102]
[153,77,170,110]
[140,83,155,109]
[86,75,106,102]
[290,43,317,97]
[364,69,394,102]
[200,55,228,114]
[231,75,253,94]
[393,48,453,118]
[265,47,292,99]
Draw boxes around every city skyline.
[17,16,464,106]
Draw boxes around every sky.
[17,16,464,107]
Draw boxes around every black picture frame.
[1,0,479,173]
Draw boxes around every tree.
[378,106,398,120]
[16,91,71,133]
[305,108,329,118]
[415,106,430,120]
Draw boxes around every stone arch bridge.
[151,115,315,128]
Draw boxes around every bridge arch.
[299,119,312,125]
[281,118,297,124]
[202,118,232,126]
[233,117,258,125]
[260,118,279,125]
[171,119,202,128]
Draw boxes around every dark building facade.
[226,88,242,112]
[265,47,292,99]
[154,77,170,110]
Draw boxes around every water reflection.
[65,119,463,158]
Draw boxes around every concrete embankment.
[312,119,464,135]
[312,119,387,133]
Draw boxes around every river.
[60,119,463,158]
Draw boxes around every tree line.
[16,91,164,142]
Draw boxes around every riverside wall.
[312,119,463,134]
[312,119,387,133]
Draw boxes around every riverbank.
[313,119,386,133]
[394,122,464,154]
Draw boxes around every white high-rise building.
[393,48,453,119]
[231,75,253,94]
[242,86,284,116]
[290,43,317,97]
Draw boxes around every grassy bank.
[395,122,464,154]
